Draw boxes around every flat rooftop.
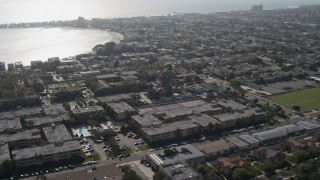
[47,163,122,180]
[25,115,69,127]
[72,106,104,115]
[12,140,81,160]
[0,111,16,120]
[42,124,73,143]
[97,93,135,103]
[0,144,10,164]
[296,120,320,130]
[213,108,265,122]
[188,114,221,127]
[138,99,209,114]
[96,74,119,80]
[147,144,205,166]
[252,124,303,141]
[194,139,236,155]
[215,99,247,110]
[142,121,198,136]
[226,137,249,149]
[42,104,67,116]
[131,114,162,127]
[15,107,42,117]
[0,118,22,132]
[163,164,200,180]
[107,101,135,113]
[238,134,261,145]
[0,129,41,144]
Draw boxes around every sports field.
[269,87,320,112]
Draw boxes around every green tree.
[181,148,189,153]
[85,75,98,91]
[230,79,241,87]
[164,149,176,156]
[292,105,301,112]
[121,165,142,180]
[197,166,207,177]
[0,160,16,178]
[291,150,310,164]
[309,172,320,180]
[88,101,95,106]
[153,171,166,180]
[258,160,277,174]
[232,168,252,180]
[33,82,45,93]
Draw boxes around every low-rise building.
[296,120,320,134]
[213,108,265,128]
[194,139,236,159]
[131,114,162,127]
[71,106,105,117]
[158,104,222,122]
[12,141,82,168]
[253,148,283,161]
[286,139,309,153]
[238,134,260,149]
[107,102,136,120]
[0,118,23,133]
[48,83,82,101]
[226,137,249,151]
[15,107,43,119]
[42,104,68,116]
[0,129,41,149]
[0,94,40,111]
[162,163,202,180]
[216,157,248,176]
[146,144,205,169]
[252,124,303,145]
[142,121,199,143]
[56,65,74,74]
[42,124,73,144]
[96,93,135,103]
[0,144,10,165]
[215,99,247,111]
[25,115,70,128]
[96,74,121,83]
[188,114,222,132]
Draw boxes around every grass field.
[269,87,320,112]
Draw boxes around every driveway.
[88,139,107,160]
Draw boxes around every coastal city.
[0,4,320,180]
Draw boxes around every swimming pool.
[72,126,91,137]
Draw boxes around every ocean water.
[0,0,318,65]
[0,27,113,65]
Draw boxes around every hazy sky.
[0,0,319,23]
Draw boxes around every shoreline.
[0,27,124,65]
[0,26,124,44]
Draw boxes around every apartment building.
[12,141,82,168]
[142,121,199,143]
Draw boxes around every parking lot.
[88,138,107,160]
[117,133,147,152]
